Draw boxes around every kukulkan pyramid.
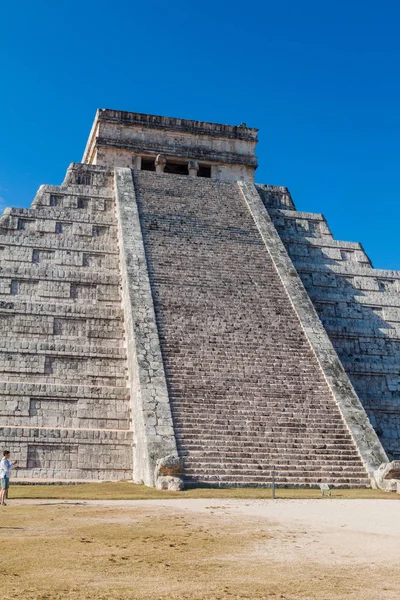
[1,109,399,490]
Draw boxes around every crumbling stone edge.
[114,167,183,489]
[239,181,396,490]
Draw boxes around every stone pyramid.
[0,109,398,489]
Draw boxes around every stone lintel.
[93,137,259,168]
[239,181,389,481]
[114,167,179,486]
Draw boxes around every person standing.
[0,450,18,506]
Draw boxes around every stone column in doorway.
[188,160,199,177]
[132,155,142,170]
[155,154,167,173]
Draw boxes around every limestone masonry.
[1,109,399,489]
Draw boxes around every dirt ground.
[1,497,399,600]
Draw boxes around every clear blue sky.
[1,0,400,268]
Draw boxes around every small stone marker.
[319,484,331,497]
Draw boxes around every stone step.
[172,400,343,408]
[0,233,118,253]
[306,288,400,307]
[0,299,123,319]
[179,441,358,451]
[0,230,118,245]
[171,400,340,410]
[12,477,109,484]
[183,474,369,486]
[0,340,126,359]
[0,258,119,276]
[175,432,354,443]
[173,416,351,425]
[171,400,343,409]
[171,406,345,416]
[1,374,128,387]
[172,410,348,418]
[13,467,131,482]
[169,382,335,389]
[174,420,349,430]
[174,425,350,434]
[0,294,120,308]
[7,207,116,226]
[1,426,133,442]
[172,416,348,426]
[180,451,363,462]
[0,334,125,347]
[183,467,368,478]
[182,464,369,477]
[182,462,367,474]
[3,424,131,433]
[174,431,353,441]
[181,455,366,468]
[0,379,130,399]
[179,448,361,459]
[0,264,119,285]
[340,359,400,376]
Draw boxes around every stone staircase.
[133,171,370,487]
[0,164,132,481]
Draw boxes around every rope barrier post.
[272,467,276,500]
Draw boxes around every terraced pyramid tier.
[256,185,400,461]
[0,165,132,481]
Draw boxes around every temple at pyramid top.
[82,109,259,181]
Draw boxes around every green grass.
[9,481,400,500]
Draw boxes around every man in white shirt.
[0,450,18,506]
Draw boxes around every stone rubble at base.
[0,109,398,490]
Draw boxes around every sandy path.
[12,497,400,566]
[3,498,400,599]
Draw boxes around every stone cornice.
[97,109,258,141]
[95,137,258,167]
[82,109,258,164]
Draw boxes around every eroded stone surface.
[155,476,184,491]
[0,164,132,480]
[155,454,184,479]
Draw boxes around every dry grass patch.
[9,482,400,501]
